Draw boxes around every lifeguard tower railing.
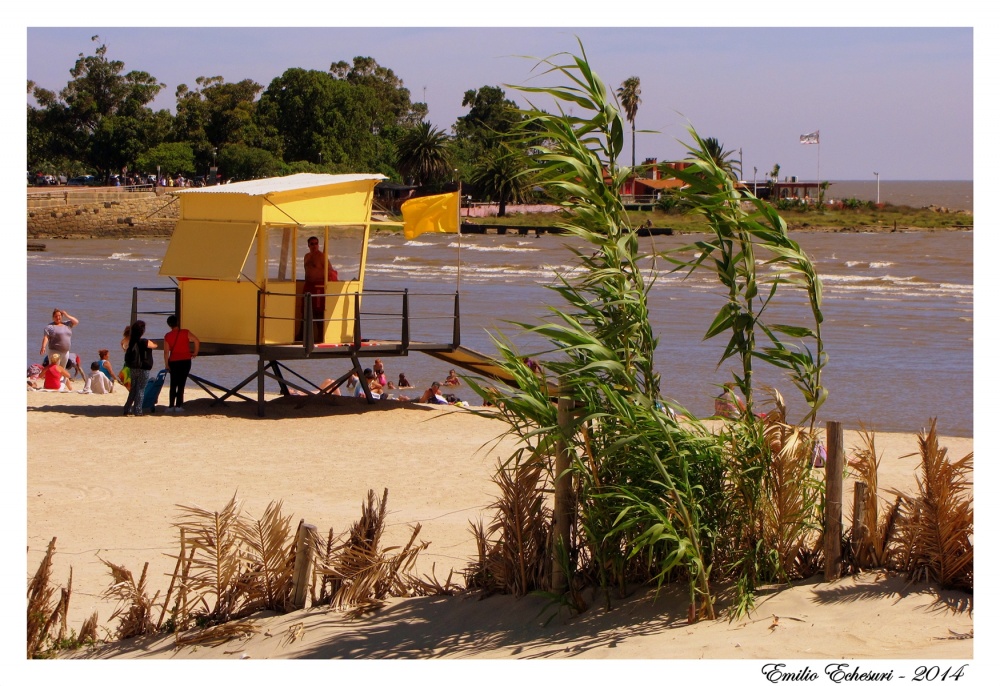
[129,285,461,415]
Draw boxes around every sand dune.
[24,387,973,662]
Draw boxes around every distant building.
[622,159,690,201]
[747,178,827,202]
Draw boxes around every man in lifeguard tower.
[304,236,335,343]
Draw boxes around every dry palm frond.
[55,568,72,644]
[463,519,494,593]
[314,526,346,604]
[465,458,552,596]
[235,500,295,614]
[27,537,59,658]
[887,419,973,591]
[174,620,258,647]
[315,489,430,611]
[846,427,890,568]
[406,563,463,596]
[100,559,158,639]
[757,386,787,425]
[79,611,99,644]
[173,493,245,624]
[759,417,823,577]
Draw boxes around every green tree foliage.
[330,56,430,176]
[702,136,740,180]
[455,86,522,149]
[173,76,267,172]
[396,121,452,186]
[453,85,525,185]
[470,144,531,217]
[330,56,427,128]
[616,76,641,169]
[256,68,372,170]
[28,36,167,177]
[219,143,283,181]
[136,142,196,177]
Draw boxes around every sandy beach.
[20,383,975,665]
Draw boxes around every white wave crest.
[446,242,540,253]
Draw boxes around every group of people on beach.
[32,307,201,417]
[298,357,465,405]
[31,309,754,418]
[119,315,200,416]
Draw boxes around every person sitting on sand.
[81,361,113,394]
[419,381,450,405]
[290,378,342,396]
[66,354,84,380]
[27,363,44,390]
[713,382,745,419]
[442,369,461,387]
[97,349,117,390]
[397,372,412,389]
[353,368,383,399]
[43,353,72,391]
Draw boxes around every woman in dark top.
[122,320,157,416]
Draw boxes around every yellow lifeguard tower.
[131,172,541,414]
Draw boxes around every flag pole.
[456,181,462,290]
[816,132,821,204]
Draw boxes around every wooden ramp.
[422,345,558,395]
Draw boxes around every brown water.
[824,180,972,211]
[27,228,972,437]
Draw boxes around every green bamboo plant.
[665,142,829,609]
[466,39,831,620]
[467,39,723,619]
[666,133,827,426]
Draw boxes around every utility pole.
[874,171,880,204]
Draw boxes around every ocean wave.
[107,253,160,263]
[821,273,921,285]
[844,260,895,268]
[445,242,540,253]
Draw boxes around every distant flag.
[800,130,820,145]
[401,191,460,240]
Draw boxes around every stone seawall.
[27,189,180,239]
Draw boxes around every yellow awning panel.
[159,220,259,280]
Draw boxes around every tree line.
[27,37,538,212]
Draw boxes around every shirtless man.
[303,236,334,342]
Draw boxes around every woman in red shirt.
[163,315,200,412]
[43,353,72,391]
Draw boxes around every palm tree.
[396,122,452,186]
[471,144,530,217]
[616,77,641,169]
[703,137,740,180]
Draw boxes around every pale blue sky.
[24,23,974,181]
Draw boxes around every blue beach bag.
[142,369,168,413]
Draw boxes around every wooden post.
[824,421,844,581]
[290,519,317,610]
[852,481,869,566]
[551,393,575,593]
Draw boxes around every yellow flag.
[401,192,460,240]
